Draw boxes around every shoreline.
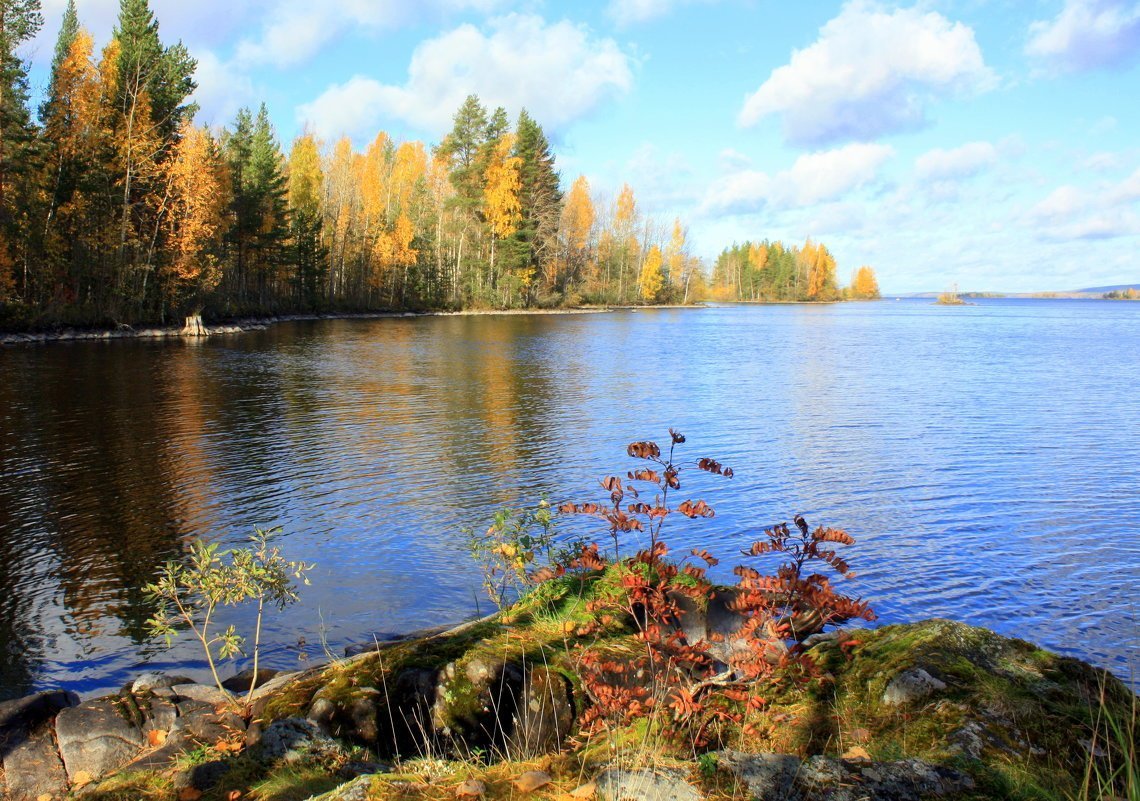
[0,304,706,346]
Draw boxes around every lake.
[1,299,1137,700]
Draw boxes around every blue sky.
[25,0,1140,293]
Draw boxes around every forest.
[708,241,880,302]
[0,0,878,331]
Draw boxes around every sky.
[22,0,1140,294]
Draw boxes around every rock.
[715,751,801,801]
[337,760,388,780]
[308,774,374,801]
[433,655,526,750]
[221,668,280,694]
[513,770,552,792]
[54,696,146,783]
[173,699,246,745]
[456,778,487,796]
[571,781,598,798]
[882,669,947,706]
[0,690,79,733]
[171,760,231,793]
[306,685,383,745]
[806,755,974,801]
[248,669,303,702]
[717,751,974,801]
[596,768,700,801]
[505,666,575,757]
[129,672,195,694]
[257,717,343,764]
[170,683,234,706]
[0,691,77,801]
[137,693,180,735]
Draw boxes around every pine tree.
[437,94,488,212]
[0,0,43,300]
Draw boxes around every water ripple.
[0,299,1138,698]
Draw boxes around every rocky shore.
[0,306,644,346]
[0,610,1133,801]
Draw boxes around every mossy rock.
[795,619,1137,799]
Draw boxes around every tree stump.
[181,315,208,337]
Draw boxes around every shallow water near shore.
[0,298,1137,700]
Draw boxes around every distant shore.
[0,305,706,346]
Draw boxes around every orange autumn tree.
[484,134,523,297]
[850,265,881,299]
[163,122,226,311]
[559,174,595,289]
[638,244,664,301]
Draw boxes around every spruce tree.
[228,105,288,307]
[509,109,562,291]
[114,0,195,138]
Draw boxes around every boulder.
[714,751,801,801]
[882,669,947,707]
[715,751,975,801]
[171,759,232,794]
[504,666,575,757]
[170,682,233,706]
[128,672,195,694]
[257,717,344,765]
[307,774,375,801]
[2,723,70,801]
[55,695,146,783]
[0,690,78,801]
[221,668,280,694]
[596,768,701,801]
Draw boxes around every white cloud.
[234,0,513,69]
[1082,152,1122,171]
[1027,0,1140,71]
[914,141,998,181]
[622,143,698,211]
[1028,169,1140,240]
[702,142,894,214]
[297,14,633,140]
[191,49,258,128]
[738,1,992,146]
[235,6,337,68]
[606,0,715,25]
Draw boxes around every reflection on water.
[1,300,1138,699]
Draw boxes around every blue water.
[0,298,1137,699]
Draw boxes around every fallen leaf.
[227,792,242,800]
[514,770,552,792]
[37,794,54,801]
[147,728,167,747]
[456,779,486,797]
[570,781,597,798]
[178,789,203,801]
[214,738,242,753]
[842,745,872,763]
[71,770,93,787]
